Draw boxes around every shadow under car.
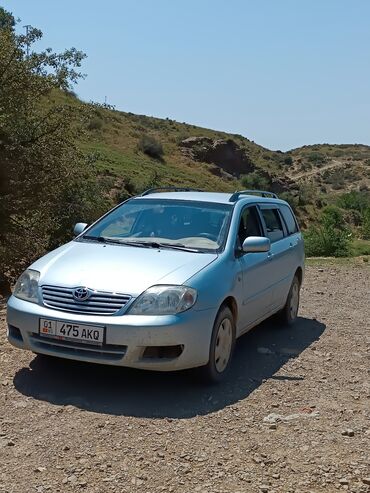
[13,316,325,419]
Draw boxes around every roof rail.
[141,187,204,196]
[229,189,278,202]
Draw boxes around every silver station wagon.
[7,188,304,381]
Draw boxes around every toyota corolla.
[7,188,304,381]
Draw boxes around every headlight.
[129,285,197,315]
[13,269,40,303]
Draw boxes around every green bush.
[336,190,370,213]
[240,171,270,190]
[297,183,315,206]
[279,192,299,209]
[115,178,137,203]
[336,191,370,238]
[362,208,370,239]
[304,206,352,257]
[87,117,103,131]
[352,239,370,256]
[307,152,326,164]
[138,135,164,159]
[283,155,293,166]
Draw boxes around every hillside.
[80,101,281,195]
[75,94,370,216]
[288,144,370,194]
[46,90,370,239]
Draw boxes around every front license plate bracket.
[39,318,105,346]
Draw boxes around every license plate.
[39,319,104,345]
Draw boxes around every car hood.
[31,241,217,296]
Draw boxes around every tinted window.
[237,206,262,246]
[260,208,284,242]
[280,205,298,235]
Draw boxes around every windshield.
[81,199,232,252]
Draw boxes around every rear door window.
[260,208,284,242]
[279,205,299,235]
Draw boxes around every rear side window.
[260,208,284,242]
[279,205,299,235]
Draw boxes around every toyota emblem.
[73,287,91,301]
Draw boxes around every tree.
[0,7,15,30]
[0,8,107,292]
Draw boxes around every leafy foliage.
[304,206,352,257]
[87,117,103,131]
[138,134,164,159]
[361,208,370,240]
[240,171,270,190]
[307,152,326,164]
[336,191,370,239]
[0,8,107,288]
[336,190,370,213]
[279,191,299,210]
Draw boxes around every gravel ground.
[0,265,369,493]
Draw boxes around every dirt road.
[0,265,369,493]
[288,160,344,181]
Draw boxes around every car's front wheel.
[280,275,301,326]
[200,305,235,383]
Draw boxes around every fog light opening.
[8,325,23,342]
[142,345,184,360]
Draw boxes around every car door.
[258,205,293,310]
[235,205,275,333]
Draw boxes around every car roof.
[133,191,287,206]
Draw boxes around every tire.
[200,305,236,383]
[279,275,301,326]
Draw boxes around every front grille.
[31,333,127,361]
[41,285,131,315]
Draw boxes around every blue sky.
[3,0,370,150]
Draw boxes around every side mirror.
[242,236,270,253]
[73,222,88,236]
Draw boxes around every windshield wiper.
[153,242,201,252]
[81,237,203,252]
[125,240,203,252]
[81,236,147,247]
[105,240,192,250]
[117,240,161,248]
[81,235,109,243]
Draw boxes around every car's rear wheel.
[200,306,235,383]
[279,275,301,326]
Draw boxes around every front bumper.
[6,295,216,371]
